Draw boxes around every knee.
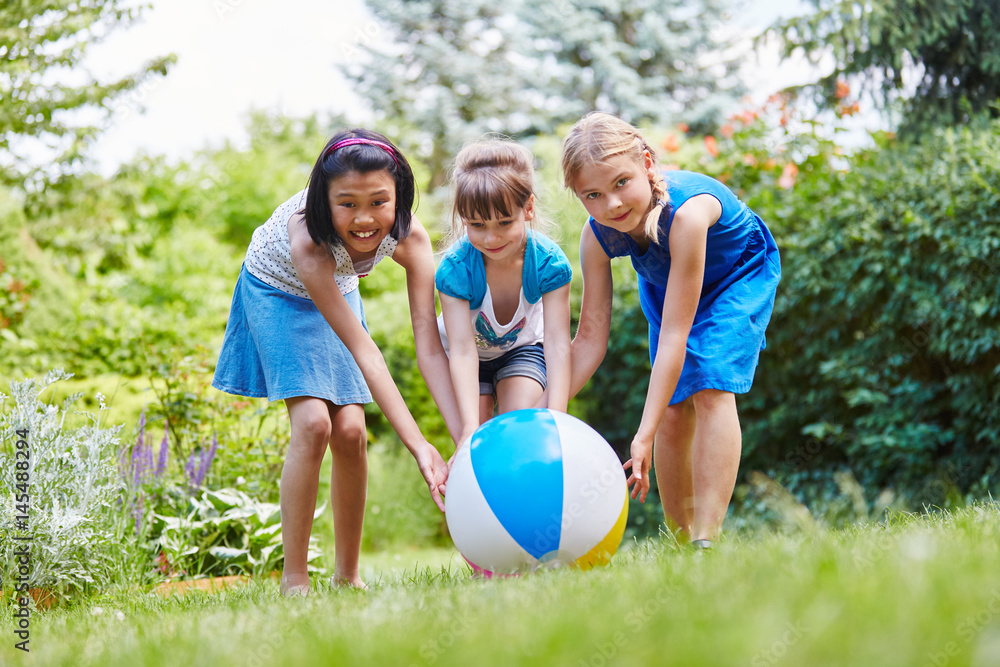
[330,418,367,460]
[691,389,734,414]
[661,398,694,427]
[291,410,332,457]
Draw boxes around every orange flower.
[767,92,790,109]
[743,153,758,167]
[661,132,680,152]
[778,162,799,189]
[837,101,861,117]
[835,80,850,100]
[704,135,719,157]
[7,279,25,293]
[720,123,735,139]
[676,123,689,133]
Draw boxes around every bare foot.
[281,584,311,597]
[280,573,311,597]
[329,573,368,590]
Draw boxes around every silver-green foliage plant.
[0,369,130,595]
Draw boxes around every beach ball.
[445,409,629,575]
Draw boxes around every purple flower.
[132,494,144,536]
[155,431,169,479]
[196,434,218,487]
[130,411,154,486]
[183,434,219,491]
[184,450,199,490]
[131,439,145,487]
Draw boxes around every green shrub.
[0,370,145,598]
[148,486,320,579]
[740,118,1000,503]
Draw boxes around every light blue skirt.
[211,266,372,405]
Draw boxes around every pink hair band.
[326,138,399,167]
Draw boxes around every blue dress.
[588,170,781,404]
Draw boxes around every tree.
[517,0,743,131]
[0,0,174,188]
[766,0,1000,130]
[342,0,540,191]
[345,0,742,190]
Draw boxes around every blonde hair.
[561,112,668,244]
[443,136,544,248]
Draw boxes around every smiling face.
[327,169,397,256]
[572,153,657,241]
[464,195,534,265]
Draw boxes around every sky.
[81,0,817,175]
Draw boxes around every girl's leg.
[653,398,697,539]
[280,396,334,595]
[494,376,544,413]
[479,394,496,425]
[326,402,368,588]
[689,389,742,541]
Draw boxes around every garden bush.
[0,371,144,598]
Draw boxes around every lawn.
[3,503,999,666]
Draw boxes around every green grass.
[4,503,1000,666]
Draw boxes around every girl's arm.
[289,219,447,511]
[568,224,614,397]
[625,194,718,502]
[439,293,481,446]
[391,218,464,446]
[541,284,572,412]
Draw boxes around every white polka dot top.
[244,189,398,298]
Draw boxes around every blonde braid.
[639,137,668,245]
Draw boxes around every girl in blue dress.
[436,138,572,449]
[560,112,781,548]
[212,129,460,593]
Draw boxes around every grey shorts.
[479,344,547,395]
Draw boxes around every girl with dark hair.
[213,128,459,594]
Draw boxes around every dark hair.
[302,128,416,250]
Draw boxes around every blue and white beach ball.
[445,409,629,575]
